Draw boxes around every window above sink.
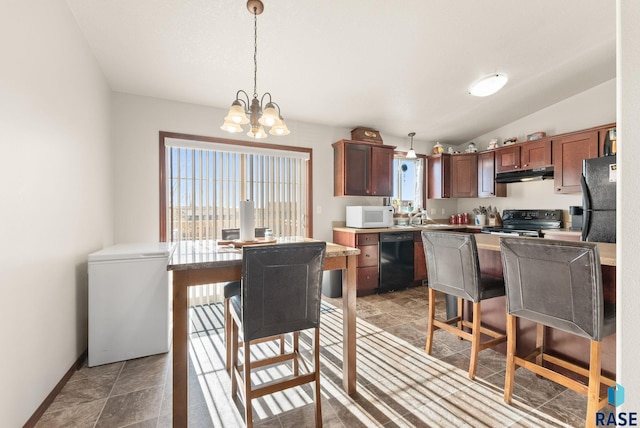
[391,154,426,215]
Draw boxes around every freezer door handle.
[580,174,590,241]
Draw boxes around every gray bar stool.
[421,230,507,380]
[228,242,326,427]
[500,237,616,428]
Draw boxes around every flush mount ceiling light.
[220,0,290,139]
[406,132,417,158]
[469,73,509,97]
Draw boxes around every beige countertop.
[167,238,359,271]
[541,228,582,237]
[333,224,483,234]
[332,225,614,266]
[473,233,615,266]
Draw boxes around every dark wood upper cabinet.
[495,145,521,173]
[477,151,506,197]
[370,145,394,196]
[427,154,451,199]
[553,130,599,193]
[521,139,552,170]
[450,153,478,198]
[495,139,551,173]
[333,140,395,196]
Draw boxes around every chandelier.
[220,0,290,139]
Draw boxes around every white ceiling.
[65,0,616,144]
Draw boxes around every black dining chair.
[221,227,268,240]
[222,226,272,368]
[500,237,616,428]
[228,241,326,427]
[421,230,507,379]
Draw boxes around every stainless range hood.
[495,166,554,183]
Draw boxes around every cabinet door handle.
[365,254,370,258]
[523,163,528,167]
[514,165,519,169]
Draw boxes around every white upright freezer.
[88,242,176,367]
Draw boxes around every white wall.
[112,93,415,243]
[427,79,616,219]
[0,1,113,426]
[618,0,640,412]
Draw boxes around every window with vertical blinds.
[162,136,311,242]
[159,133,312,306]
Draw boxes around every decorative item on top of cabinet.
[333,139,395,196]
[601,126,617,156]
[351,127,383,144]
[526,131,546,141]
[477,151,506,197]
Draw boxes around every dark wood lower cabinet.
[333,230,379,296]
[413,232,427,285]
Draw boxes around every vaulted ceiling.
[66,0,616,144]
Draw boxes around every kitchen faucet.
[409,209,424,225]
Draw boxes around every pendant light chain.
[220,0,290,138]
[252,7,258,99]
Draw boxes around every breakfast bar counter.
[473,233,616,266]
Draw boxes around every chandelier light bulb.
[269,117,290,136]
[221,121,243,133]
[226,102,249,124]
[259,103,279,127]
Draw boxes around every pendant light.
[406,132,417,159]
[220,0,290,138]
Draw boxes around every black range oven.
[481,209,563,237]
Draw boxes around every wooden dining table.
[167,238,360,427]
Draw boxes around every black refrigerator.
[580,155,616,243]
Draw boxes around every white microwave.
[346,206,394,229]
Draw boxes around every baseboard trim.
[23,349,88,428]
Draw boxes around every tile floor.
[36,286,612,427]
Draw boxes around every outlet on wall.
[441,208,445,215]
[430,208,436,215]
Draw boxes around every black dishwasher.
[379,232,414,292]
